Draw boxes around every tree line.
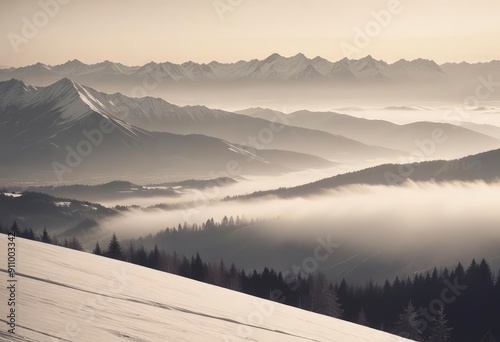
[1,221,83,250]
[94,226,499,342]
[2,218,499,341]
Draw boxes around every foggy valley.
[1,1,500,341]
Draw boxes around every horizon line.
[3,53,500,69]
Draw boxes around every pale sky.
[1,0,499,67]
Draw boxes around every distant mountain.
[4,54,497,85]
[12,178,237,203]
[237,108,500,159]
[3,55,499,109]
[154,177,237,189]
[101,96,398,161]
[238,148,500,199]
[440,60,500,80]
[0,78,399,168]
[0,191,116,234]
[235,107,288,121]
[0,79,337,182]
[460,122,500,140]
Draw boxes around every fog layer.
[99,181,500,283]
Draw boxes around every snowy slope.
[0,237,412,342]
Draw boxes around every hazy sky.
[1,0,500,67]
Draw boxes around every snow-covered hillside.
[0,237,411,341]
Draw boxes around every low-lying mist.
[97,165,369,207]
[98,181,500,283]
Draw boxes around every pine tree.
[429,307,452,342]
[68,236,83,251]
[136,246,149,266]
[41,227,51,243]
[148,245,160,269]
[21,227,35,240]
[228,263,241,291]
[393,300,424,341]
[191,252,205,281]
[356,307,370,327]
[215,259,227,287]
[11,221,20,235]
[311,273,343,318]
[126,242,135,262]
[106,233,123,260]
[322,285,343,318]
[92,242,102,255]
[178,256,191,278]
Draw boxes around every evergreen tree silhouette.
[92,242,102,255]
[148,245,160,269]
[356,307,370,327]
[191,252,205,281]
[393,300,423,341]
[135,246,148,266]
[10,221,20,235]
[68,236,82,250]
[106,233,123,260]
[311,273,342,318]
[429,307,452,342]
[41,227,51,243]
[178,256,191,278]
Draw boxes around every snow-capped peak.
[26,78,98,122]
[0,78,37,93]
[0,54,456,84]
[0,79,38,110]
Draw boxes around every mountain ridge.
[0,79,338,182]
[234,148,500,199]
[3,53,499,83]
[0,78,401,163]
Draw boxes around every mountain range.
[237,108,500,159]
[237,148,500,199]
[0,191,116,235]
[1,54,499,84]
[3,77,500,183]
[0,78,342,182]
